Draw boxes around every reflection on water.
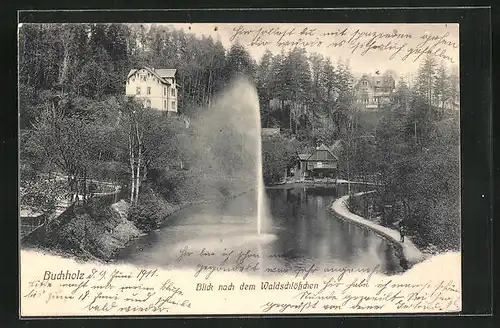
[116,186,402,275]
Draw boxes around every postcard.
[19,21,461,316]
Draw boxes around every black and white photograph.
[19,20,462,316]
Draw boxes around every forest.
[19,23,460,256]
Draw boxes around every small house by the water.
[290,143,339,180]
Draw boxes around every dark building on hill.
[354,74,396,110]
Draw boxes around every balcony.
[306,161,337,170]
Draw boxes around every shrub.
[416,197,460,251]
[262,135,301,185]
[346,195,361,215]
[82,197,114,222]
[128,186,175,232]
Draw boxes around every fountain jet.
[191,76,271,236]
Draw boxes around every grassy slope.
[25,198,142,262]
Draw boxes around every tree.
[89,24,109,57]
[383,69,398,80]
[200,37,227,107]
[372,107,413,224]
[20,168,66,215]
[105,24,130,79]
[28,95,105,203]
[118,98,185,205]
[256,49,274,112]
[337,103,362,195]
[330,58,358,191]
[371,87,460,250]
[279,48,312,133]
[433,62,451,113]
[19,83,40,129]
[392,78,411,111]
[322,58,339,106]
[308,52,327,133]
[224,42,257,82]
[73,61,112,100]
[19,24,43,88]
[415,55,438,106]
[449,64,460,110]
[140,114,186,180]
[120,98,146,205]
[261,135,301,184]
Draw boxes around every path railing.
[20,185,122,243]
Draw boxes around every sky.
[157,23,459,80]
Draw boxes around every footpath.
[330,191,425,267]
[21,181,121,241]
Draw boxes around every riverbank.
[22,197,143,263]
[133,187,254,232]
[22,185,253,263]
[266,179,381,189]
[329,191,425,269]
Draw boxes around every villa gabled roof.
[356,74,395,89]
[127,69,138,79]
[154,68,177,78]
[127,67,176,85]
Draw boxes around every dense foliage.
[346,76,460,251]
[19,23,460,254]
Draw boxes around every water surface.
[116,185,402,275]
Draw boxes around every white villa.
[125,67,178,113]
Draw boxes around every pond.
[115,185,402,275]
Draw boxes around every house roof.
[297,143,338,162]
[356,74,395,89]
[314,143,339,160]
[330,139,343,155]
[127,69,138,79]
[154,68,177,78]
[298,153,311,160]
[316,143,331,152]
[127,67,176,85]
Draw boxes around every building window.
[172,101,175,110]
[146,99,151,108]
[362,81,367,86]
[171,88,175,97]
[164,100,167,109]
[164,87,167,96]
[147,87,151,95]
[140,74,147,81]
[136,87,141,95]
